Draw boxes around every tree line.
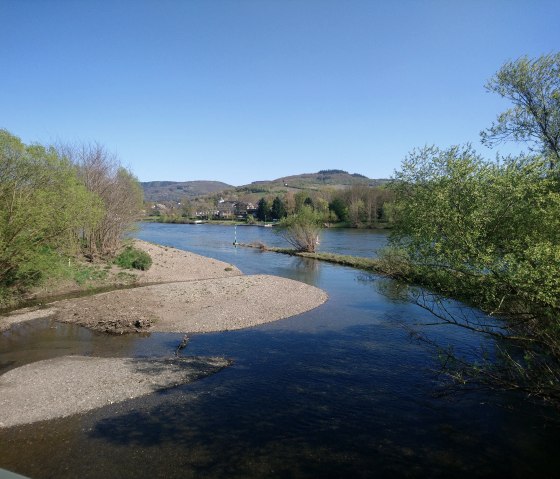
[254,186,393,226]
[0,130,143,304]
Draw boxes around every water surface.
[0,223,557,478]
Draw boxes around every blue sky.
[1,0,558,185]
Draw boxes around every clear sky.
[1,0,558,186]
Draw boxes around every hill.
[142,170,389,203]
[236,170,387,195]
[141,180,234,202]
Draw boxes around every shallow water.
[0,223,558,478]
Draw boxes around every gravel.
[0,240,328,428]
[0,355,230,428]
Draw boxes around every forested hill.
[141,180,234,202]
[246,170,387,190]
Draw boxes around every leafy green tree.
[382,54,560,408]
[0,130,102,293]
[271,196,286,220]
[277,205,323,253]
[328,197,348,222]
[389,144,560,407]
[481,52,560,168]
[256,197,270,222]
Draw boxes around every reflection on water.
[0,223,558,479]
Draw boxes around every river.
[0,223,558,478]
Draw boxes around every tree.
[271,196,286,220]
[328,197,347,222]
[59,143,143,257]
[389,144,560,407]
[277,205,322,253]
[284,191,296,215]
[0,130,102,294]
[180,197,194,218]
[294,191,309,212]
[347,198,365,226]
[256,197,270,222]
[313,197,330,218]
[481,52,560,169]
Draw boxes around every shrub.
[114,246,152,271]
[277,206,323,253]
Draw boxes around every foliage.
[391,145,560,312]
[328,197,348,222]
[389,144,560,407]
[256,197,271,222]
[180,198,194,218]
[373,246,412,279]
[0,130,102,296]
[318,169,349,175]
[71,263,109,285]
[277,206,323,252]
[481,52,560,168]
[271,196,287,219]
[247,185,393,227]
[59,143,144,257]
[114,246,152,271]
[294,191,310,213]
[347,198,364,226]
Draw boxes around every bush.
[114,246,152,271]
[277,206,323,252]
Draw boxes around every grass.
[0,242,153,311]
[73,265,109,285]
[0,255,138,311]
[237,242,412,282]
[245,244,388,274]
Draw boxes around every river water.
[0,223,558,478]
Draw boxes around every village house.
[216,201,236,219]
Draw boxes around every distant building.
[234,202,257,218]
[216,201,236,219]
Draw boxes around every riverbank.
[1,240,328,334]
[0,240,328,428]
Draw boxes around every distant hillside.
[142,170,389,203]
[142,180,233,202]
[238,170,388,194]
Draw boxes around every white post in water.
[233,224,238,246]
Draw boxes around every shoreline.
[1,240,328,334]
[0,240,328,428]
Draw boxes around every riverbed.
[0,223,558,478]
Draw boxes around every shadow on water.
[18,330,560,476]
[2,321,559,478]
